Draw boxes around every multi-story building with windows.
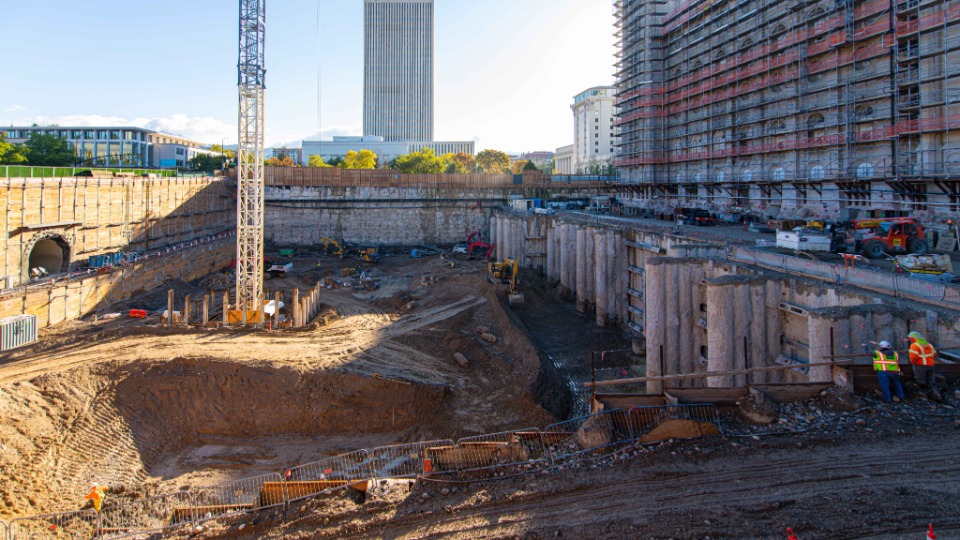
[271,147,303,164]
[363,0,434,142]
[572,86,617,173]
[614,0,960,218]
[1,126,211,168]
[302,136,473,166]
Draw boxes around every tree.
[187,154,224,172]
[511,159,530,174]
[326,156,344,167]
[446,152,475,173]
[0,134,27,164]
[24,133,75,166]
[306,154,333,168]
[265,156,297,167]
[523,160,539,172]
[340,149,378,169]
[209,144,235,161]
[391,147,444,174]
[475,149,511,174]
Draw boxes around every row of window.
[676,162,877,183]
[2,129,145,141]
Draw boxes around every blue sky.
[1,1,615,153]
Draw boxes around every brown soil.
[0,254,553,518]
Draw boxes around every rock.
[817,386,862,412]
[323,517,330,525]
[575,415,613,449]
[737,395,776,425]
[453,352,470,368]
[421,492,430,500]
[238,524,246,531]
[441,488,450,496]
[476,326,490,334]
[481,333,498,344]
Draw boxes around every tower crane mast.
[236,0,266,323]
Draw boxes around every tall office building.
[363,0,434,142]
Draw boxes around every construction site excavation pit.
[0,255,588,519]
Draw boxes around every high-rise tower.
[363,0,434,142]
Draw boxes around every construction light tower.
[236,0,266,324]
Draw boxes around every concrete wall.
[1,177,235,287]
[0,235,234,328]
[491,212,960,390]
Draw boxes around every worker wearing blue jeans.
[874,341,905,403]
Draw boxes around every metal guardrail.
[9,508,100,539]
[100,491,193,540]
[730,246,960,308]
[4,405,723,539]
[0,166,179,179]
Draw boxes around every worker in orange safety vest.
[873,341,905,403]
[908,331,942,402]
[85,483,107,512]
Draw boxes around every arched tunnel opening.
[28,237,70,276]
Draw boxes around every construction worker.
[873,341,905,403]
[85,482,107,512]
[908,331,942,402]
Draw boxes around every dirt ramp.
[114,359,447,470]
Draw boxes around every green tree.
[326,155,344,167]
[187,154,224,172]
[523,160,539,172]
[391,147,444,174]
[306,154,333,168]
[0,134,27,164]
[475,149,511,174]
[24,133,75,166]
[340,149,378,169]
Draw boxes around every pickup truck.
[265,261,293,279]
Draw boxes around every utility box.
[1,314,38,352]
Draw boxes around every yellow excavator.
[320,237,345,259]
[488,257,524,306]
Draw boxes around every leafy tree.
[306,154,333,168]
[475,149,511,174]
[340,149,378,169]
[447,152,475,173]
[523,160,539,172]
[511,160,529,174]
[0,134,27,164]
[326,155,344,167]
[265,156,297,167]
[24,133,75,166]
[391,147,444,174]
[187,154,224,172]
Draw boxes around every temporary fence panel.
[280,450,373,504]
[98,491,193,540]
[191,473,284,524]
[438,429,544,473]
[363,440,455,479]
[9,509,99,540]
[0,315,38,352]
[624,404,722,440]
[543,410,635,462]
[0,520,6,540]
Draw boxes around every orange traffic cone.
[927,523,936,540]
[787,527,798,540]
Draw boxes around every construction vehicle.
[489,257,524,306]
[895,254,954,282]
[358,247,380,264]
[457,230,495,259]
[830,217,929,258]
[320,237,344,258]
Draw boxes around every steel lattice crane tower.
[236,0,266,324]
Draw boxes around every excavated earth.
[2,253,960,539]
